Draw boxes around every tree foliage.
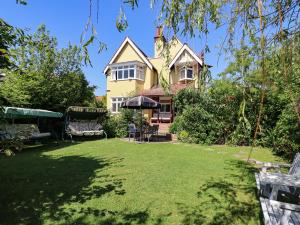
[172,32,300,159]
[0,25,95,111]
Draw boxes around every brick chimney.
[154,26,166,57]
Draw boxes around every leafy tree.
[0,25,95,111]
[0,19,16,69]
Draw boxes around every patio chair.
[144,124,159,142]
[128,123,138,141]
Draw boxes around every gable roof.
[104,37,153,74]
[168,44,203,69]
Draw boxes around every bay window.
[179,66,194,80]
[111,63,145,81]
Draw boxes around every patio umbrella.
[121,96,161,142]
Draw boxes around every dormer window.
[111,62,145,81]
[179,66,194,80]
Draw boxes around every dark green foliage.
[173,88,206,114]
[103,113,118,138]
[176,106,222,144]
[272,106,300,159]
[0,19,17,69]
[172,78,299,158]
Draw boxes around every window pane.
[112,103,116,112]
[124,66,128,69]
[160,104,171,112]
[118,66,123,69]
[141,71,144,80]
[129,69,135,78]
[112,70,116,80]
[118,70,123,79]
[166,104,171,112]
[180,68,185,79]
[187,68,193,78]
[117,103,122,112]
[124,70,128,79]
[112,98,116,102]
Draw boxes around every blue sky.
[2,0,228,96]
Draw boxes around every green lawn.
[0,139,284,225]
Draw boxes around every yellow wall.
[149,38,183,83]
[114,42,144,63]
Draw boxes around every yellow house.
[104,27,205,123]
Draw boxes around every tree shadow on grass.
[177,160,263,225]
[0,144,126,225]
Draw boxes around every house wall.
[149,38,183,84]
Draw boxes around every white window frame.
[110,62,145,81]
[111,97,128,113]
[179,66,194,81]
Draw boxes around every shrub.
[175,106,222,144]
[272,106,300,159]
[103,113,118,138]
[169,115,182,134]
[103,109,135,138]
[178,130,189,142]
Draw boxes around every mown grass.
[0,139,283,225]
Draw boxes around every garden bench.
[257,173,300,224]
[255,154,300,224]
[159,112,172,123]
[260,197,300,225]
[255,153,300,199]
[150,113,160,123]
[0,124,51,140]
[67,120,107,141]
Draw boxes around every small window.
[111,97,128,113]
[179,66,193,80]
[160,104,171,113]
